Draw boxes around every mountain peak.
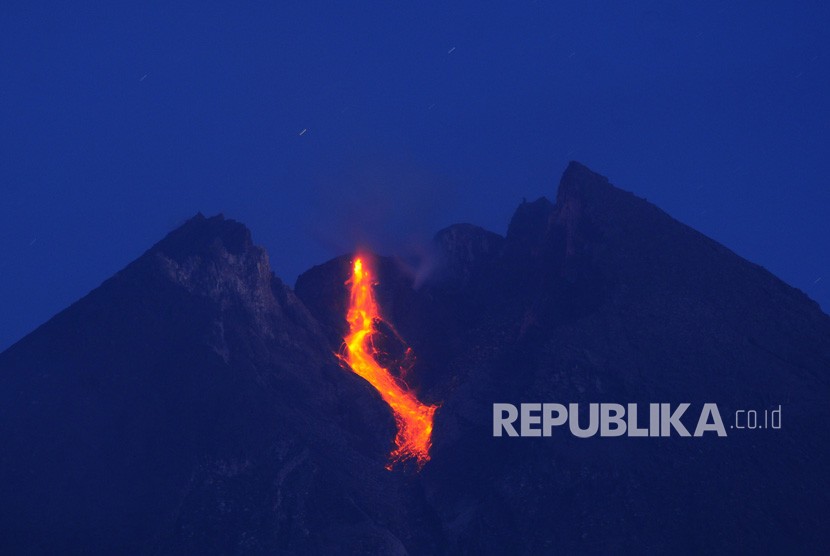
[152,212,251,262]
[561,160,611,187]
[504,162,612,245]
[108,213,302,336]
[556,160,621,208]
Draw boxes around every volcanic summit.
[1,162,828,554]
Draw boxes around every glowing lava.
[340,255,438,469]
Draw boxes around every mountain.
[0,214,438,554]
[2,162,829,554]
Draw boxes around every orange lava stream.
[340,256,438,469]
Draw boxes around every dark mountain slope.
[296,161,830,554]
[2,161,828,554]
[0,214,438,555]
[415,162,830,554]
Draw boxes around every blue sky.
[1,1,828,350]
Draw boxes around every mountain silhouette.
[2,162,828,554]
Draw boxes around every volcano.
[1,162,828,554]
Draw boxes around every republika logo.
[493,403,783,438]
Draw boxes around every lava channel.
[339,255,438,470]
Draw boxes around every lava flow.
[340,255,438,469]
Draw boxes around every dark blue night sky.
[2,1,828,351]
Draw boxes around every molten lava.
[340,256,438,469]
